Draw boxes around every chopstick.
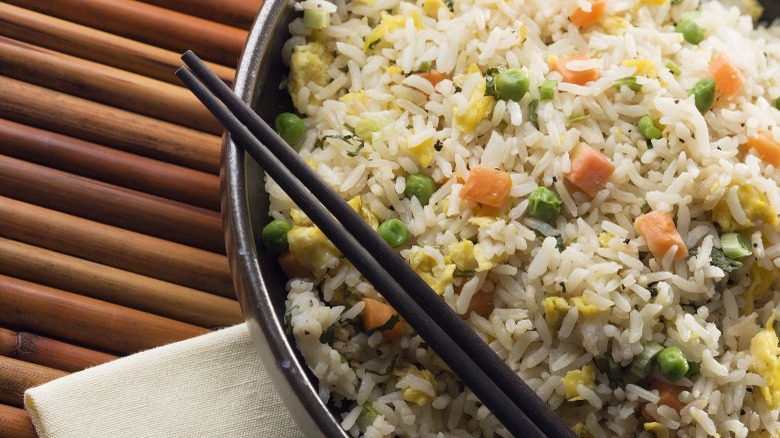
[177,51,576,437]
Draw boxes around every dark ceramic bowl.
[221,0,349,436]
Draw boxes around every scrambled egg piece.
[454,64,495,134]
[422,0,452,17]
[563,364,596,401]
[543,297,570,327]
[447,240,497,272]
[712,183,779,231]
[290,208,312,226]
[385,65,403,75]
[409,247,455,295]
[750,311,780,409]
[573,423,594,438]
[743,263,778,315]
[571,296,606,317]
[289,42,333,110]
[599,232,614,248]
[623,59,657,78]
[644,422,670,438]
[396,367,436,406]
[407,136,435,167]
[347,196,379,229]
[599,15,630,35]
[364,12,424,51]
[287,226,341,276]
[642,0,669,5]
[469,215,497,228]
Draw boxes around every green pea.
[261,219,293,253]
[657,346,689,382]
[404,173,438,206]
[775,97,780,110]
[637,115,663,140]
[527,186,563,223]
[378,218,408,247]
[495,68,530,102]
[689,78,716,113]
[274,112,307,148]
[675,19,703,45]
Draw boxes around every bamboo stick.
[0,2,234,85]
[0,404,36,438]
[0,76,222,174]
[0,197,235,298]
[0,36,222,135]
[0,356,68,408]
[0,238,243,328]
[0,154,226,254]
[0,328,117,373]
[137,0,263,30]
[0,275,210,355]
[0,119,220,211]
[3,0,248,66]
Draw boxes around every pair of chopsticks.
[176,50,576,437]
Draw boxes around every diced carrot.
[569,0,606,27]
[458,165,513,208]
[554,54,600,86]
[361,297,404,340]
[708,54,745,100]
[634,210,688,261]
[278,250,312,279]
[465,289,495,317]
[641,379,685,420]
[745,131,780,167]
[564,143,615,197]
[419,69,450,87]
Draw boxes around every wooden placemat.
[0,1,263,436]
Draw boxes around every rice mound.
[270,0,780,436]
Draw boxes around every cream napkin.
[24,324,304,438]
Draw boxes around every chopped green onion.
[303,8,330,29]
[666,62,681,76]
[720,233,753,259]
[691,246,743,272]
[356,403,380,431]
[630,341,664,378]
[416,60,432,74]
[540,79,557,100]
[614,76,642,92]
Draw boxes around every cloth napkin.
[24,324,304,438]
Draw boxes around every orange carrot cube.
[554,54,600,86]
[708,54,744,100]
[459,165,513,208]
[634,211,688,261]
[361,298,404,340]
[564,143,615,197]
[569,0,606,27]
[745,131,780,167]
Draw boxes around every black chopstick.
[178,50,576,438]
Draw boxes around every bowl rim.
[221,1,350,436]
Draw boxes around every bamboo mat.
[0,1,263,436]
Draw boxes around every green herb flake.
[484,67,502,99]
[367,38,381,50]
[444,0,454,12]
[319,325,335,345]
[369,313,401,334]
[316,134,366,157]
[454,268,476,278]
[690,247,743,273]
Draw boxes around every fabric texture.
[24,323,304,438]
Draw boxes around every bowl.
[221,0,349,436]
